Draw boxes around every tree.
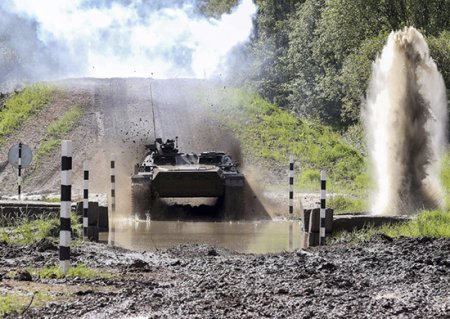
[428,31,450,92]
[233,0,450,128]
[248,0,303,108]
[285,0,325,119]
[339,33,388,124]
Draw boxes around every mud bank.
[1,237,449,318]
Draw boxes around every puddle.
[100,220,302,254]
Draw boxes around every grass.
[199,87,368,195]
[329,225,379,244]
[0,213,81,245]
[0,292,52,317]
[41,196,60,203]
[381,210,450,238]
[0,84,55,146]
[440,152,450,208]
[34,105,82,162]
[328,195,367,214]
[0,264,114,317]
[330,210,450,244]
[36,264,114,279]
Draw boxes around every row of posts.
[59,145,327,271]
[289,155,329,247]
[59,140,116,272]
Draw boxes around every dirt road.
[0,78,231,193]
[0,78,272,217]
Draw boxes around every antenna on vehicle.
[149,81,157,141]
[175,136,178,149]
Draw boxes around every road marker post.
[320,170,326,246]
[60,140,72,273]
[111,158,116,213]
[83,160,89,238]
[8,143,33,200]
[109,156,116,246]
[289,155,294,214]
[18,142,22,200]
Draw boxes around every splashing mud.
[364,27,448,215]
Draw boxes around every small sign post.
[8,143,33,200]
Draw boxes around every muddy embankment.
[1,236,449,318]
[0,78,280,219]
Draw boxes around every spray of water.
[364,27,448,215]
[0,0,256,86]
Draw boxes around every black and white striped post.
[289,155,294,214]
[83,160,89,238]
[320,170,326,246]
[110,157,116,213]
[109,156,116,245]
[60,140,72,272]
[17,142,22,200]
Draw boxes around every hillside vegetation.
[0,85,85,192]
[202,86,450,213]
[203,87,368,192]
[0,84,54,145]
[34,105,82,164]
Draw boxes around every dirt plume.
[364,27,448,215]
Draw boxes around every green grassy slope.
[200,86,450,214]
[202,87,368,192]
[0,84,55,145]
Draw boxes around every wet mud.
[1,236,449,318]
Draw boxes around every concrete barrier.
[301,208,333,247]
[98,206,109,232]
[333,214,411,232]
[75,201,108,240]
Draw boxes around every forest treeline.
[227,0,450,129]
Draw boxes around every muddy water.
[100,220,302,254]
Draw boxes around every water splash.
[364,27,448,215]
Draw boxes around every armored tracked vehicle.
[131,138,245,219]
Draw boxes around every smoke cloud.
[364,27,448,215]
[0,0,256,89]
